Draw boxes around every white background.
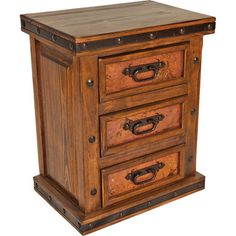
[0,0,235,235]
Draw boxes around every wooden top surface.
[22,1,214,41]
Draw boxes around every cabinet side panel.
[37,42,78,200]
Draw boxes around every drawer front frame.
[102,145,185,207]
[100,96,187,158]
[99,43,189,102]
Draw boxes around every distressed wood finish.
[32,40,79,200]
[21,1,215,234]
[30,38,46,175]
[99,44,186,101]
[102,147,184,207]
[100,96,186,157]
[21,1,215,43]
[106,103,181,146]
[78,56,101,213]
[33,172,205,234]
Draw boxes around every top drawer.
[99,43,189,102]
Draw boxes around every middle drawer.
[100,96,186,157]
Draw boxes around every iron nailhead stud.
[88,136,96,143]
[87,80,94,87]
[193,57,200,64]
[191,108,196,115]
[90,188,97,196]
[188,156,193,162]
[123,123,130,130]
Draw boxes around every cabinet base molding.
[34,172,205,235]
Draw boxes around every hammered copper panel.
[105,50,184,94]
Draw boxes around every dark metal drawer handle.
[125,162,165,185]
[123,61,165,82]
[123,113,165,135]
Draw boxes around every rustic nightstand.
[20,1,215,234]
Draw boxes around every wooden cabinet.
[20,1,215,234]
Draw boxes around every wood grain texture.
[99,83,188,115]
[184,36,203,176]
[100,135,185,169]
[22,1,214,41]
[102,148,184,207]
[78,55,101,213]
[38,43,78,200]
[30,37,46,175]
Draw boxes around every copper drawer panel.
[100,96,186,157]
[102,147,184,207]
[99,43,188,102]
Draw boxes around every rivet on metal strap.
[36,27,40,35]
[21,19,25,28]
[173,192,178,197]
[179,28,185,35]
[34,182,38,189]
[149,33,155,39]
[69,42,74,51]
[51,34,57,42]
[77,222,81,229]
[117,38,122,44]
[62,208,66,214]
[82,43,87,49]
[207,24,213,30]
[198,182,203,188]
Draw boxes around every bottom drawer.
[102,146,185,207]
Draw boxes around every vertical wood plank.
[30,37,46,175]
[185,36,203,176]
[78,55,101,213]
